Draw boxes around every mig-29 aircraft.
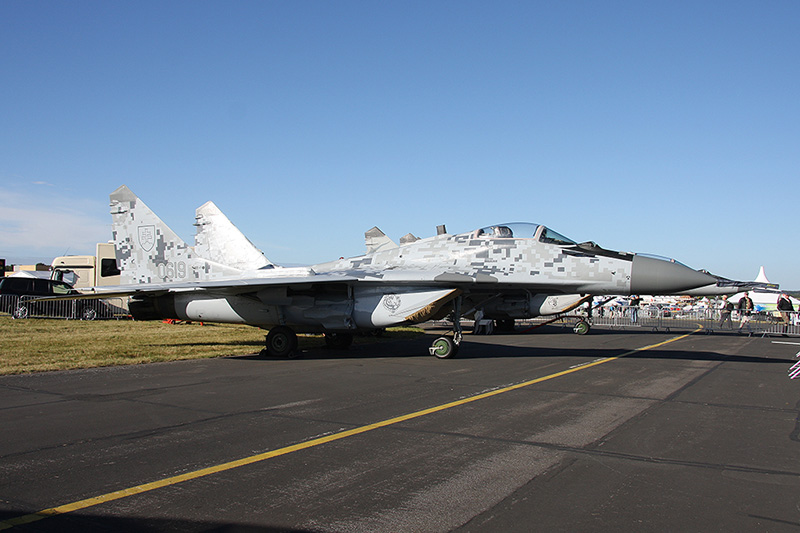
[61,185,717,359]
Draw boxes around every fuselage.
[124,222,715,332]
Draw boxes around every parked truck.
[51,243,121,289]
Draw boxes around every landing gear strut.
[429,297,463,359]
[261,326,299,358]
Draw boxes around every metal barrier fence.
[0,295,129,320]
[563,306,800,337]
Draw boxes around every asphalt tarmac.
[1,326,798,532]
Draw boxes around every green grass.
[0,316,423,375]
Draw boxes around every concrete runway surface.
[1,327,798,532]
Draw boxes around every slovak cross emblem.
[138,225,156,252]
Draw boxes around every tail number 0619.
[157,261,187,280]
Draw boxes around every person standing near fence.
[778,293,794,333]
[719,295,734,329]
[737,292,754,333]
[629,295,641,324]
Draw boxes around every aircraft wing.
[33,274,361,301]
[36,268,570,300]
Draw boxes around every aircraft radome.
[50,185,719,359]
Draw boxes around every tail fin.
[194,201,274,271]
[110,185,241,284]
[365,226,398,254]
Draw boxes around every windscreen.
[539,227,577,246]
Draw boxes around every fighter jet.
[66,185,718,359]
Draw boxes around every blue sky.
[2,1,798,288]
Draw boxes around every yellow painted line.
[0,329,698,530]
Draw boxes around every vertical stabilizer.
[194,201,273,270]
[109,185,241,284]
[365,227,398,254]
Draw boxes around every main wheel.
[13,305,29,319]
[429,336,459,359]
[265,326,299,358]
[324,332,354,349]
[80,307,98,321]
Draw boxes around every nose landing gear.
[429,296,463,359]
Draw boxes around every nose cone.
[630,255,717,295]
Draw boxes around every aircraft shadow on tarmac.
[0,511,312,533]
[234,327,795,365]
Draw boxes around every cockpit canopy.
[473,223,577,246]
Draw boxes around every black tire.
[429,336,458,359]
[80,307,98,321]
[265,326,299,358]
[13,305,29,319]
[324,332,354,350]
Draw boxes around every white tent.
[728,267,799,312]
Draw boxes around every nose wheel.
[429,332,462,359]
[429,297,463,358]
[573,319,591,335]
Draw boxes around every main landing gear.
[429,297,464,359]
[261,326,299,358]
[261,327,356,358]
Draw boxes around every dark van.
[0,277,107,320]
